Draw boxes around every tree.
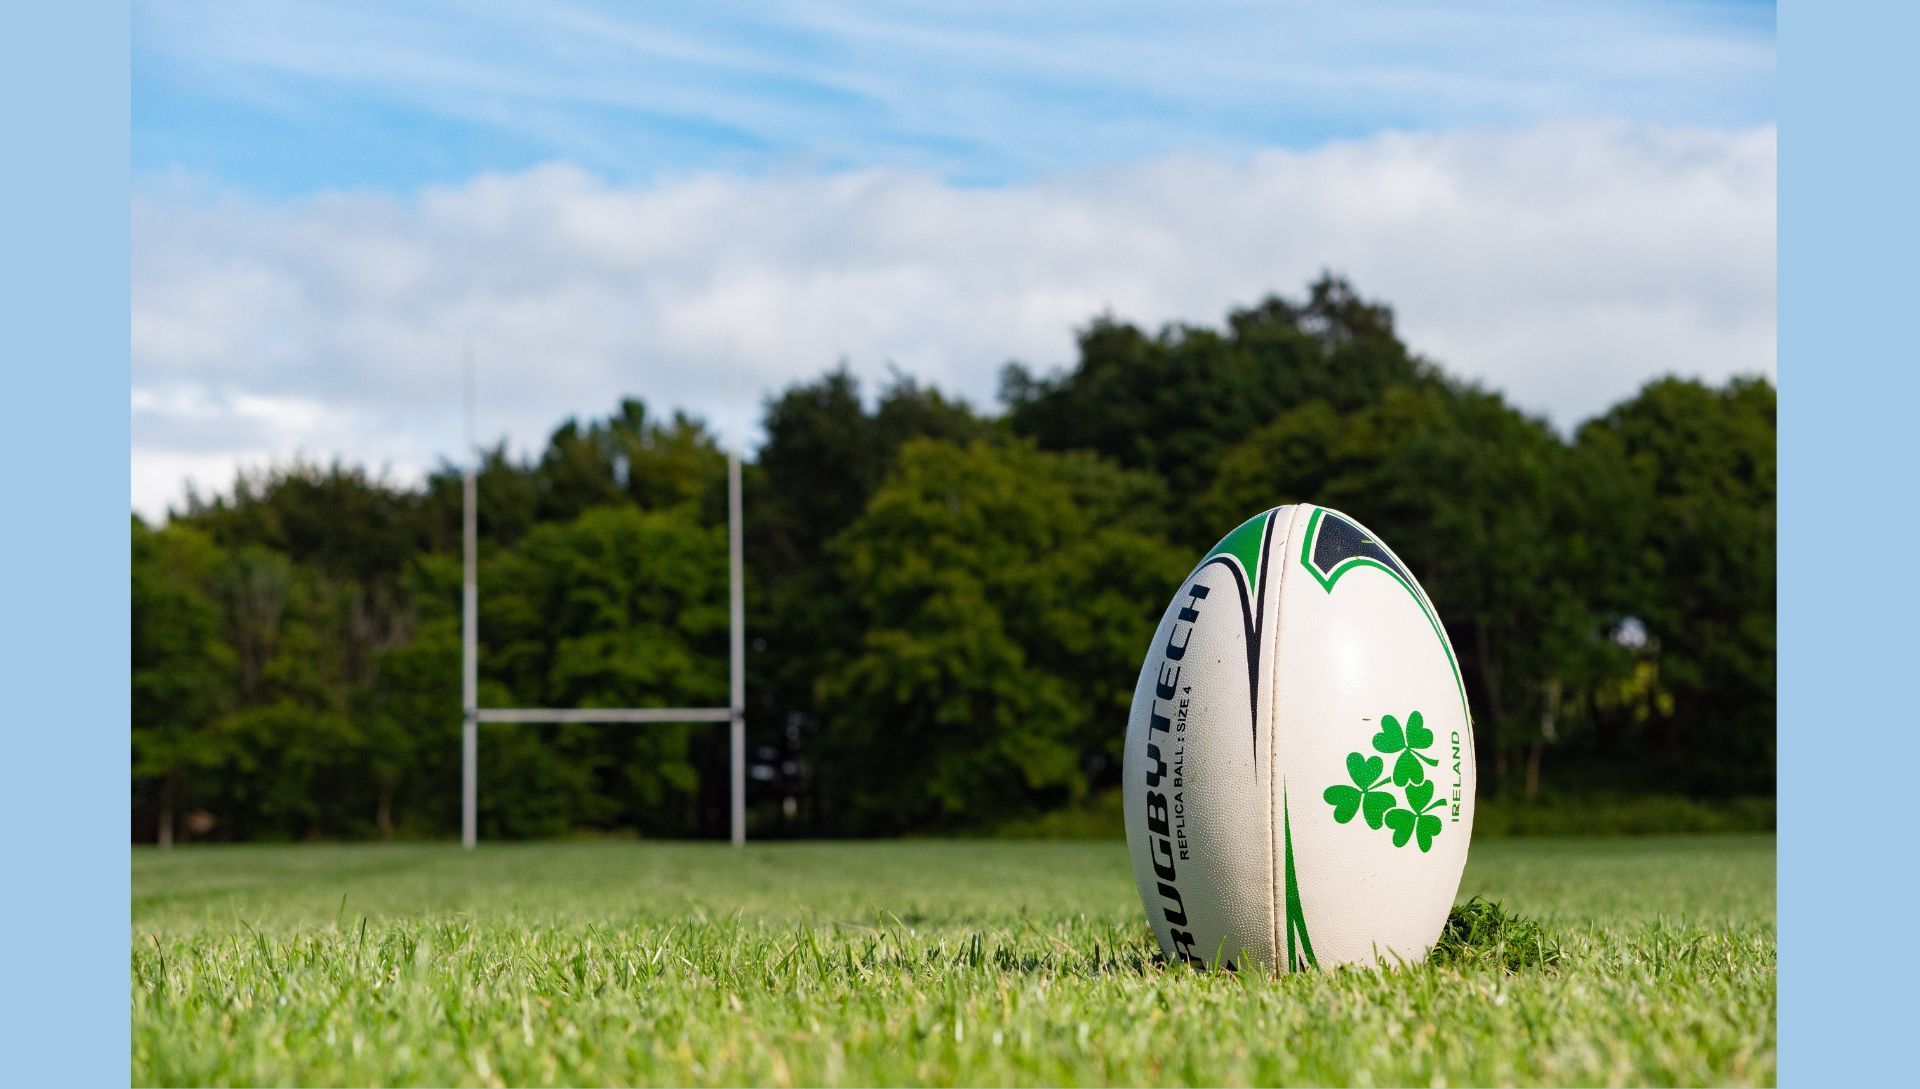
[1576,377,1776,793]
[478,505,732,836]
[360,615,455,838]
[532,400,728,525]
[747,369,993,832]
[131,519,237,846]
[181,461,429,588]
[754,368,989,572]
[423,443,542,554]
[817,439,1187,832]
[352,555,462,840]
[1003,274,1433,547]
[211,556,370,841]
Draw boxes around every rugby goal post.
[459,441,747,849]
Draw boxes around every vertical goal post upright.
[459,410,748,849]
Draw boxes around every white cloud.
[132,120,1775,519]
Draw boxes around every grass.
[132,836,1776,1087]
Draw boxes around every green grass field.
[132,836,1775,1087]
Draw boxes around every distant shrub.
[1472,793,1775,837]
[990,790,1125,839]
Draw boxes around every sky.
[131,0,1776,519]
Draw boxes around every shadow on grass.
[1006,898,1568,980]
[1133,897,1566,980]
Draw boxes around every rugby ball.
[1123,504,1476,972]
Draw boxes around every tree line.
[132,276,1775,843]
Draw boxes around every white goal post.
[459,443,747,849]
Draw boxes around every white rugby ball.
[1124,504,1476,972]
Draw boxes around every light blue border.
[0,4,130,1085]
[1779,1,1912,1083]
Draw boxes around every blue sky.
[131,1,1775,516]
[136,1,1772,194]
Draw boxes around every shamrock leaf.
[1404,780,1432,812]
[1393,749,1427,787]
[1347,752,1384,789]
[1415,812,1444,853]
[1323,784,1362,824]
[1385,710,1439,785]
[1371,715,1407,754]
[1361,788,1395,829]
[1401,780,1447,851]
[1403,710,1434,751]
[1383,806,1417,848]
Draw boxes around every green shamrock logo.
[1383,780,1447,853]
[1372,711,1439,787]
[1322,752,1396,830]
[1324,709,1446,852]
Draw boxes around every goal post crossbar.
[461,445,747,849]
[474,708,734,724]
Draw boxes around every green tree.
[533,399,729,525]
[478,505,731,836]
[1003,275,1433,547]
[212,556,370,840]
[359,616,455,838]
[357,554,463,839]
[748,369,992,832]
[754,369,989,571]
[818,439,1187,832]
[181,461,429,588]
[132,519,237,847]
[423,443,542,554]
[1576,376,1775,793]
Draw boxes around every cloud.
[132,120,1776,519]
